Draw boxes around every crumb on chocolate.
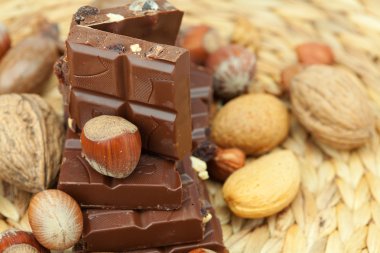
[107,44,127,54]
[129,0,159,12]
[192,140,217,162]
[74,6,100,24]
[146,45,164,59]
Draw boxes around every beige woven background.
[2,0,380,252]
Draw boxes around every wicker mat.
[2,0,380,252]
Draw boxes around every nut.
[291,65,374,149]
[190,156,209,180]
[28,189,83,250]
[211,93,290,155]
[0,23,10,60]
[178,25,222,65]
[0,229,49,253]
[208,147,246,182]
[280,64,305,93]
[223,150,300,218]
[192,140,217,162]
[0,94,64,193]
[0,35,58,94]
[81,115,142,178]
[206,45,256,100]
[296,42,334,65]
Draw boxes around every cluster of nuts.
[179,25,256,101]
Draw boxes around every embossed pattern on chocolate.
[66,25,192,159]
[58,131,183,210]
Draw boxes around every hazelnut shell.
[28,189,83,250]
[0,229,49,253]
[81,115,142,178]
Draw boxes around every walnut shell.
[291,65,374,150]
[0,94,64,192]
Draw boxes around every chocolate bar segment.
[58,131,183,210]
[190,65,213,150]
[75,0,183,46]
[66,25,192,159]
[81,183,206,251]
[73,179,226,253]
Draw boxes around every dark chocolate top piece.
[74,0,182,45]
[66,25,192,159]
[58,131,183,210]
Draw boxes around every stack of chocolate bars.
[54,0,226,252]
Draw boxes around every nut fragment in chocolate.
[129,0,159,12]
[74,6,99,24]
[107,43,126,53]
[192,140,217,162]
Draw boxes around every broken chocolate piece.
[66,25,192,159]
[58,130,183,210]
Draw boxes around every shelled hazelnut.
[81,115,142,178]
[208,147,246,182]
[296,42,334,65]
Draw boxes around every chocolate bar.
[80,183,207,251]
[73,177,226,253]
[75,0,183,46]
[58,131,183,210]
[74,212,226,253]
[190,65,213,149]
[65,22,192,160]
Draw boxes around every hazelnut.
[206,45,256,100]
[208,147,246,182]
[81,115,142,178]
[0,229,49,253]
[28,189,83,250]
[280,64,305,93]
[296,42,334,65]
[0,23,10,60]
[178,25,222,65]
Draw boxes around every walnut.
[291,65,374,150]
[0,94,64,193]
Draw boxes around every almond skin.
[0,23,10,60]
[223,150,300,218]
[28,189,83,251]
[296,42,334,65]
[81,115,142,178]
[211,93,289,155]
[0,35,58,94]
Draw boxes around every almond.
[211,93,289,155]
[296,42,334,65]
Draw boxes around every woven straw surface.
[2,0,380,252]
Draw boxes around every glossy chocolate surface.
[190,65,213,149]
[65,24,191,159]
[75,0,183,46]
[73,180,226,253]
[58,131,183,210]
[80,182,206,251]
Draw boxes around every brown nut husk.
[291,65,374,150]
[223,150,300,218]
[0,35,58,94]
[0,94,64,193]
[211,93,290,155]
